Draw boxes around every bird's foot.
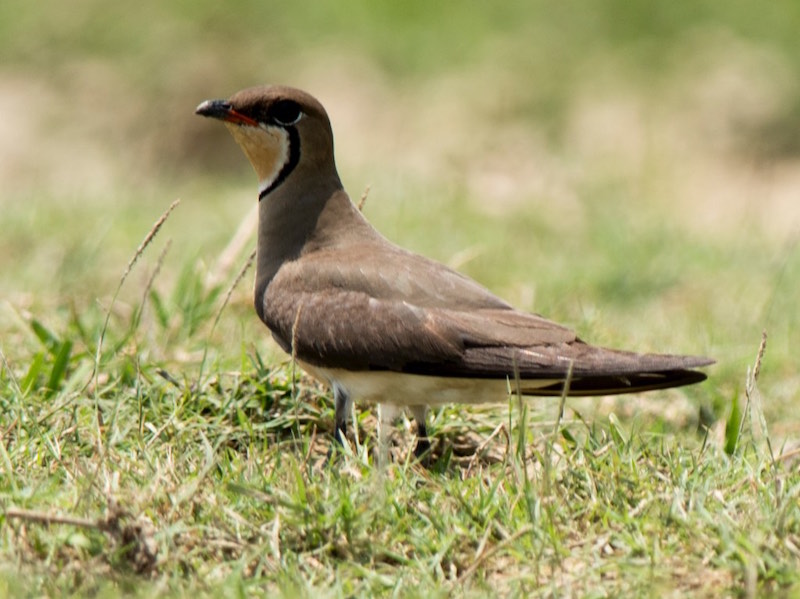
[413,437,432,467]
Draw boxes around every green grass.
[3,1,800,596]
[0,273,795,597]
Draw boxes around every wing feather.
[260,241,712,393]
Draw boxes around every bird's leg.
[329,383,352,459]
[410,405,431,464]
[377,403,399,466]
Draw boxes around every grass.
[4,1,800,596]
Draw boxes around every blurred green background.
[2,0,799,425]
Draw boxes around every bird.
[195,85,713,462]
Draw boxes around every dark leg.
[328,383,351,460]
[410,405,431,464]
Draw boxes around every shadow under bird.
[196,85,713,461]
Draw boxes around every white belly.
[297,361,555,406]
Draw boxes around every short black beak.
[195,99,259,126]
[195,99,233,119]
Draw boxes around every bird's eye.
[271,100,303,126]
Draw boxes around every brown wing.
[260,241,712,394]
[263,285,712,394]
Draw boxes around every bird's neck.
[256,186,326,281]
[254,174,375,319]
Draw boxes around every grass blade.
[45,340,73,396]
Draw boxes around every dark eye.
[271,100,302,126]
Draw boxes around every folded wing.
[264,279,712,396]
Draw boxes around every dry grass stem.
[290,301,305,402]
[0,347,22,397]
[206,203,258,289]
[357,185,371,212]
[466,422,509,476]
[196,247,257,385]
[216,248,257,329]
[132,239,171,334]
[92,199,181,386]
[6,506,158,575]
[121,199,181,286]
[457,524,534,583]
[6,506,99,529]
[738,330,769,454]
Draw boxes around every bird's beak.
[195,99,259,126]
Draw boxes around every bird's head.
[196,85,336,200]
